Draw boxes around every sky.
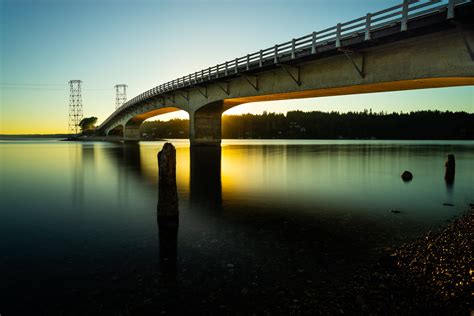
[0,0,472,134]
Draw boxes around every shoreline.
[1,133,473,142]
[356,204,473,314]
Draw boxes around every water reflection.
[70,143,98,207]
[190,146,222,213]
[71,144,84,207]
[103,142,143,203]
[1,139,473,314]
[157,214,179,283]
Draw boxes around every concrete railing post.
[365,13,372,40]
[336,23,342,48]
[274,45,278,64]
[311,32,317,54]
[447,0,455,19]
[291,39,296,59]
[401,0,409,31]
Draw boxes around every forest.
[139,110,474,140]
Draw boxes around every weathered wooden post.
[444,154,455,184]
[158,143,178,216]
[157,143,179,280]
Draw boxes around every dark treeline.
[140,110,474,140]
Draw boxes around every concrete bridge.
[97,0,474,146]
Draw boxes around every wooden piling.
[157,142,179,281]
[157,143,178,216]
[445,154,455,183]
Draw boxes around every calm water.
[1,139,473,314]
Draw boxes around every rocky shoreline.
[356,205,473,315]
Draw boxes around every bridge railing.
[102,0,470,129]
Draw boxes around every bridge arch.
[106,124,124,137]
[123,107,188,141]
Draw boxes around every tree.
[78,117,98,134]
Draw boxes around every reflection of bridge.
[98,0,474,145]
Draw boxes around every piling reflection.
[104,142,143,202]
[71,144,84,207]
[190,146,222,213]
[105,141,142,173]
[157,215,179,282]
[121,142,142,171]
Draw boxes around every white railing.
[101,0,470,128]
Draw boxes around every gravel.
[357,206,473,314]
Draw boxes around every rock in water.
[401,171,413,182]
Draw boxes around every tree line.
[139,110,474,140]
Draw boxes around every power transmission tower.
[115,84,128,109]
[68,80,83,134]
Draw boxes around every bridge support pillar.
[190,101,223,147]
[124,124,140,141]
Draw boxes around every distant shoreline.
[0,134,69,139]
[1,134,474,142]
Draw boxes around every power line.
[0,83,112,91]
[0,83,66,87]
[0,87,66,91]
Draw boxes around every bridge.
[97,0,474,146]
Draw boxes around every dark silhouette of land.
[2,110,472,140]
[140,110,474,140]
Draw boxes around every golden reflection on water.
[92,140,474,219]
[221,145,288,196]
[138,143,293,202]
[138,142,190,190]
[5,139,468,221]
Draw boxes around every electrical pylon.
[115,84,128,109]
[68,80,83,134]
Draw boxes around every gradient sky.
[0,0,472,134]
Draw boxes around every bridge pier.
[124,124,140,141]
[190,101,224,147]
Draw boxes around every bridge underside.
[104,107,182,140]
[189,77,473,146]
[100,23,474,145]
[223,77,474,106]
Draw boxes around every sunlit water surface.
[1,139,473,313]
